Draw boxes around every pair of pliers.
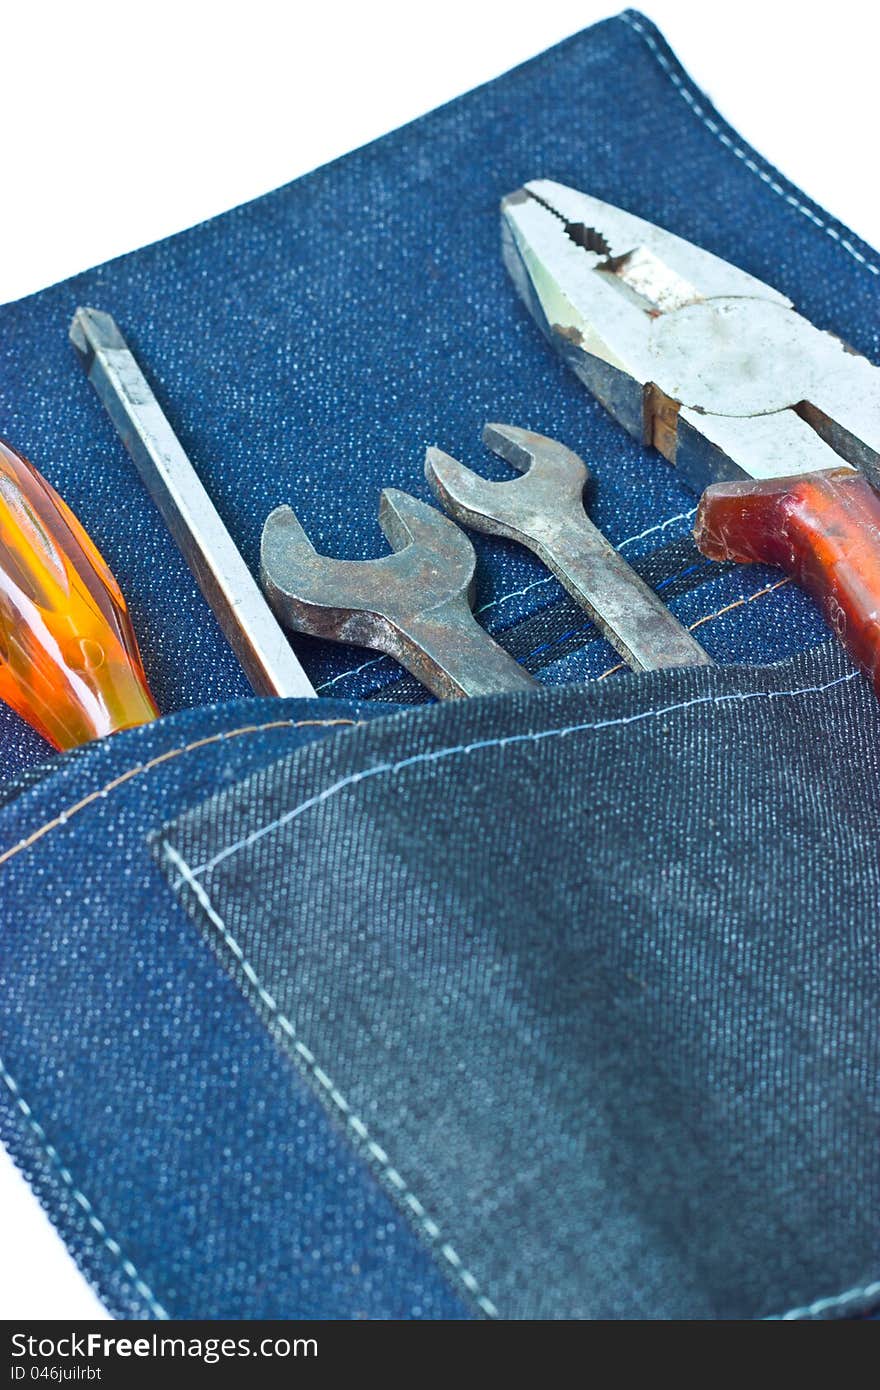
[501,181,880,690]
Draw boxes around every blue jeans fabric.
[2,10,877,774]
[0,10,878,1320]
[154,642,880,1321]
[1,697,469,1319]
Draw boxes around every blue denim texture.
[156,642,880,1321]
[0,696,468,1319]
[0,10,878,1320]
[1,10,877,773]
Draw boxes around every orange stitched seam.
[0,578,794,861]
[0,718,358,869]
[597,577,792,681]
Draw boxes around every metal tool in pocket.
[501,181,880,693]
[70,308,316,700]
[260,489,537,699]
[426,424,712,673]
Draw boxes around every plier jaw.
[501,185,652,446]
[501,179,880,705]
[501,180,880,494]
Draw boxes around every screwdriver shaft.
[70,308,316,700]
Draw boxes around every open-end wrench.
[426,424,712,672]
[260,489,537,699]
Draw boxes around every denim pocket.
[153,643,880,1319]
[0,694,472,1320]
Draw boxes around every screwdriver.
[69,308,316,703]
[0,311,317,750]
[0,435,158,748]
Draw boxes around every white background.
[0,0,876,1319]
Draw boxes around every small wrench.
[426,424,712,672]
[260,489,537,698]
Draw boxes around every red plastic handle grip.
[0,436,159,749]
[695,466,880,690]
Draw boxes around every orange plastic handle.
[695,466,880,691]
[0,436,158,749]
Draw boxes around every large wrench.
[260,489,537,699]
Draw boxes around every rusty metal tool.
[501,181,880,692]
[260,489,537,698]
[426,423,712,672]
[70,308,316,699]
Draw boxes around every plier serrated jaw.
[501,180,880,493]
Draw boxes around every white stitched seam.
[0,1057,169,1320]
[161,842,499,1321]
[180,667,859,881]
[316,654,386,693]
[173,662,874,1323]
[770,1276,880,1321]
[474,506,698,617]
[622,12,880,277]
[314,506,699,693]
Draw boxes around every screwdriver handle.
[695,467,880,692]
[0,436,159,749]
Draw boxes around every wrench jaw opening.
[427,426,713,673]
[481,423,540,474]
[481,424,588,497]
[259,504,320,621]
[261,503,428,671]
[426,428,589,548]
[425,446,517,540]
[377,488,476,593]
[260,492,536,700]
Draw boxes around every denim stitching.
[687,577,791,632]
[2,687,868,1317]
[622,12,880,277]
[474,506,699,619]
[0,718,358,869]
[1,672,867,1318]
[168,662,870,1322]
[314,507,699,694]
[182,667,860,880]
[0,717,357,1321]
[519,555,708,666]
[595,578,791,681]
[0,1056,168,1320]
[160,841,500,1321]
[317,655,387,694]
[770,1276,880,1320]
